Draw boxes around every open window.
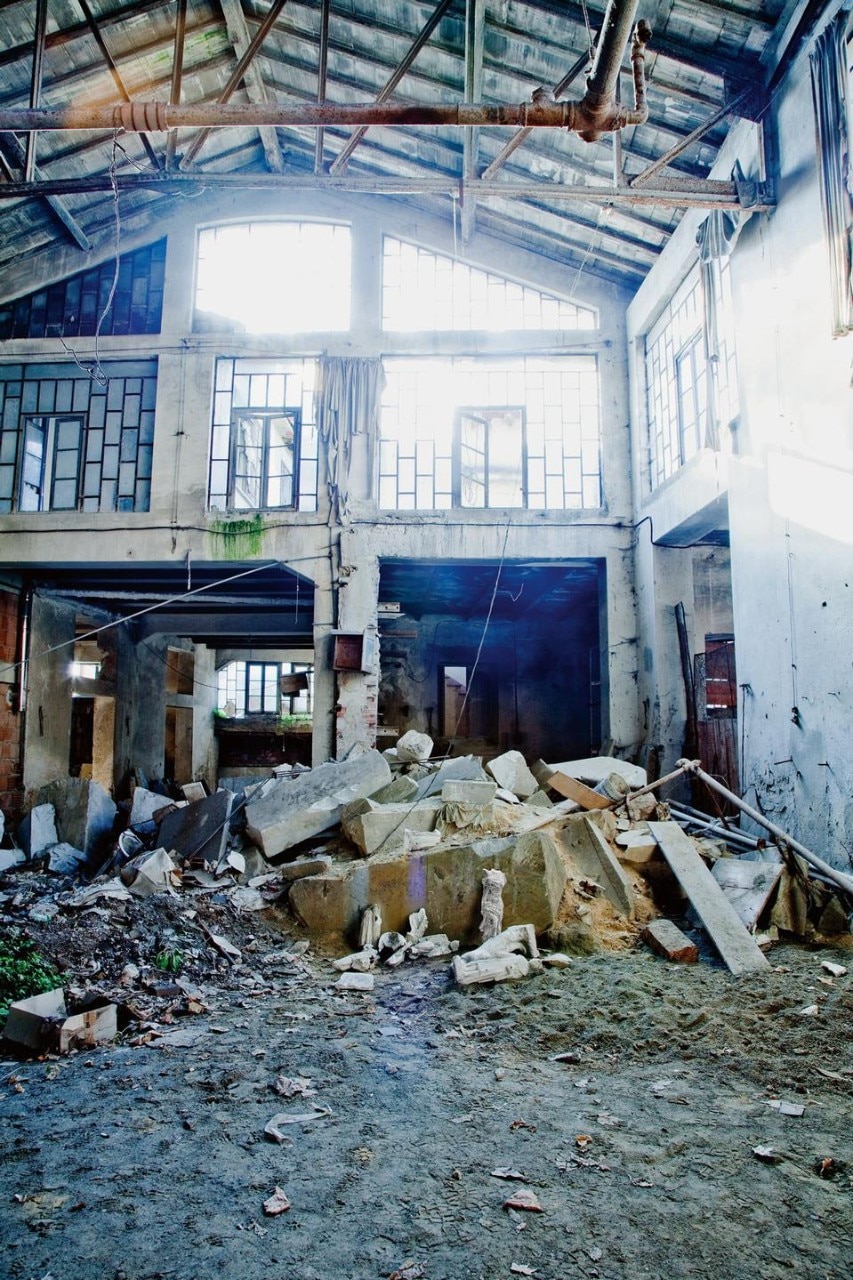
[230,410,298,510]
[19,415,84,511]
[456,408,525,508]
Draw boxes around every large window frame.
[229,408,300,512]
[455,407,527,508]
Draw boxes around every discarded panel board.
[710,858,783,931]
[546,771,612,810]
[648,822,769,975]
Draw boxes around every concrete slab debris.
[122,847,181,897]
[441,779,498,805]
[710,858,784,931]
[246,750,391,858]
[159,789,234,867]
[289,829,567,945]
[181,781,208,803]
[45,842,88,876]
[413,755,486,802]
[615,830,659,864]
[642,918,698,963]
[369,774,419,805]
[396,730,434,762]
[545,770,611,809]
[33,778,117,857]
[334,971,375,992]
[17,803,58,857]
[648,822,770,975]
[130,786,168,826]
[342,798,442,856]
[549,756,647,789]
[486,750,538,799]
[0,848,25,872]
[555,816,634,917]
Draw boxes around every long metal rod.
[630,86,751,188]
[0,98,649,132]
[462,0,486,242]
[0,171,764,209]
[78,0,162,171]
[165,0,188,170]
[181,0,290,168]
[481,49,590,180]
[313,0,331,173]
[330,0,456,174]
[681,760,853,896]
[25,0,49,184]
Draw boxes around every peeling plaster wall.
[628,7,853,870]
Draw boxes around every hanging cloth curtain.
[316,356,385,523]
[810,12,853,337]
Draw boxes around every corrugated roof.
[0,0,784,290]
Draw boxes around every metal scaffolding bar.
[330,0,456,173]
[165,0,188,170]
[313,0,331,173]
[180,0,290,169]
[25,0,49,184]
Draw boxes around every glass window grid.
[645,260,740,488]
[382,237,598,332]
[0,241,165,340]
[217,660,313,718]
[0,361,156,513]
[195,222,351,333]
[379,356,600,512]
[209,358,318,513]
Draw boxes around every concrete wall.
[0,186,641,793]
[627,3,853,870]
[0,586,23,819]
[23,594,76,790]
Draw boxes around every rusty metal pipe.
[576,18,651,143]
[585,0,640,109]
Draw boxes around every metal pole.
[313,0,331,173]
[166,0,188,170]
[681,760,853,896]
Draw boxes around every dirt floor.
[1,915,851,1280]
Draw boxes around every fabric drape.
[810,12,853,337]
[316,356,385,523]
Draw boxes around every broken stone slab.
[467,922,539,960]
[486,750,538,800]
[452,952,532,986]
[542,952,573,968]
[359,903,383,948]
[333,971,375,992]
[442,779,498,805]
[45,842,88,877]
[404,829,442,851]
[396,730,434,763]
[548,756,647,790]
[407,908,428,942]
[16,803,58,857]
[246,750,392,859]
[289,828,568,946]
[276,853,333,882]
[409,933,456,959]
[413,755,486,802]
[554,814,634,917]
[369,774,420,805]
[130,786,169,826]
[181,781,208,803]
[525,789,554,810]
[333,949,377,973]
[615,829,659,865]
[159,790,234,867]
[342,798,442,856]
[33,778,117,858]
[0,848,26,873]
[642,918,699,963]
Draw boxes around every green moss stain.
[209,514,266,560]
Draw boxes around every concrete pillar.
[312,579,337,765]
[334,527,380,758]
[23,594,76,789]
[192,643,219,787]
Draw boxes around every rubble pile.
[1,737,852,1053]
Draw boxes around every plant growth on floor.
[0,931,62,1021]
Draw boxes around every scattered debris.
[261,1187,291,1216]
[642,919,698,964]
[752,1145,785,1164]
[502,1189,543,1213]
[3,988,116,1054]
[821,961,847,978]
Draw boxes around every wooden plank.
[648,822,770,975]
[710,858,783,931]
[547,770,613,810]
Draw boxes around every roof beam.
[165,0,188,171]
[180,0,290,169]
[461,0,485,242]
[24,0,48,183]
[630,85,752,188]
[77,0,163,172]
[215,0,285,173]
[330,0,457,174]
[0,0,157,70]
[0,132,91,250]
[0,169,770,211]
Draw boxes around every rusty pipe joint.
[574,20,651,143]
